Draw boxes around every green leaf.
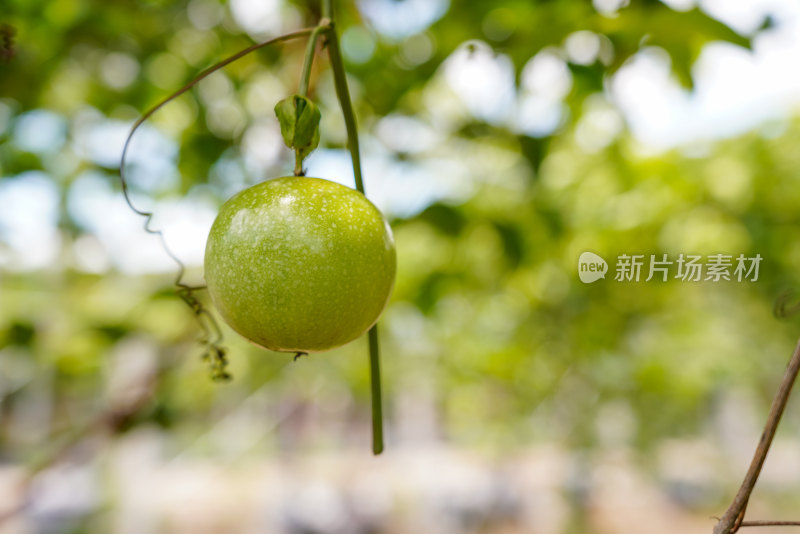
[274,94,322,151]
[274,97,297,147]
[296,125,320,162]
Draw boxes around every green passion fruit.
[204,176,396,353]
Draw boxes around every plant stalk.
[368,326,384,454]
[325,21,364,193]
[325,2,383,454]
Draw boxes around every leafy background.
[2,0,800,533]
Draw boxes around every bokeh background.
[3,0,800,532]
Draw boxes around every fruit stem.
[325,0,383,454]
[298,24,327,99]
[294,21,330,176]
[294,150,305,176]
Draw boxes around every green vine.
[322,4,384,454]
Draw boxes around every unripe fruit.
[204,176,396,353]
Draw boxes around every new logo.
[578,252,608,283]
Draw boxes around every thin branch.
[740,521,800,527]
[713,338,800,534]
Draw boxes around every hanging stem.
[325,19,364,192]
[713,338,800,534]
[324,0,384,454]
[367,326,384,453]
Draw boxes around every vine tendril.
[119,28,313,380]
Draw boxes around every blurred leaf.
[2,321,36,347]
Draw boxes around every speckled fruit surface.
[204,176,396,353]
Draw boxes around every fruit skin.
[204,176,396,353]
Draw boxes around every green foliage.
[0,0,790,463]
